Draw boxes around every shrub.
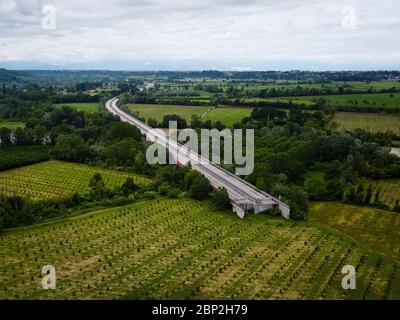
[211,187,231,210]
[168,189,181,199]
[262,207,281,217]
[121,177,139,196]
[144,191,156,199]
[158,184,170,196]
[272,183,309,220]
[189,175,212,200]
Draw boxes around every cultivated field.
[55,103,99,113]
[0,161,150,200]
[204,107,253,127]
[267,93,400,109]
[334,113,400,133]
[1,198,400,300]
[310,202,400,261]
[0,120,25,129]
[127,104,208,123]
[158,80,400,96]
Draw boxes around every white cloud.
[0,0,399,69]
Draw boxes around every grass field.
[204,107,253,127]
[127,104,208,123]
[55,103,99,113]
[267,93,400,109]
[0,120,25,129]
[1,198,400,300]
[334,113,400,133]
[0,161,150,200]
[310,202,400,262]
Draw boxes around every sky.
[0,0,399,70]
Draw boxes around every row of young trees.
[145,114,226,131]
[345,184,400,212]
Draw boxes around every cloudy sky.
[0,0,399,70]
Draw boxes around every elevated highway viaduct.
[106,97,290,219]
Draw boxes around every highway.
[105,97,290,219]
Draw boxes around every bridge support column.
[232,203,245,219]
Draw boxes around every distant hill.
[0,68,38,84]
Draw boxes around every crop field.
[0,120,25,129]
[0,161,151,200]
[266,93,400,110]
[244,97,316,106]
[203,107,253,127]
[1,198,400,300]
[55,103,99,113]
[127,104,208,123]
[158,80,400,95]
[334,113,400,133]
[310,202,400,262]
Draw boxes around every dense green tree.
[0,205,5,232]
[33,125,47,145]
[364,184,373,205]
[0,127,12,147]
[161,114,187,129]
[272,183,309,220]
[89,173,107,199]
[189,174,212,200]
[54,134,91,162]
[147,118,159,127]
[106,139,138,166]
[190,115,203,129]
[159,165,187,186]
[355,184,365,204]
[120,177,139,196]
[346,186,356,203]
[211,187,231,210]
[304,172,328,200]
[2,196,34,226]
[103,121,142,141]
[51,106,86,128]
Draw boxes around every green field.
[310,202,400,262]
[126,104,252,127]
[1,198,400,300]
[127,104,208,123]
[204,107,253,127]
[334,112,400,133]
[55,103,99,113]
[0,161,150,200]
[267,93,400,109]
[0,120,25,129]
